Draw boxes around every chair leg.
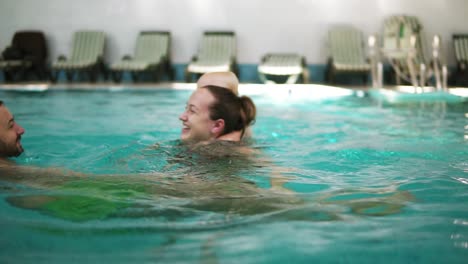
[16,67,28,82]
[90,64,102,83]
[131,72,139,83]
[325,58,332,84]
[393,61,401,85]
[168,67,174,81]
[153,67,160,82]
[31,66,40,81]
[302,68,310,84]
[164,61,174,81]
[185,70,192,83]
[286,74,299,84]
[50,70,58,83]
[65,71,73,82]
[168,64,175,81]
[232,63,239,79]
[111,71,122,83]
[89,69,97,83]
[258,72,267,84]
[168,64,174,81]
[327,67,335,84]
[100,62,108,81]
[6,67,24,82]
[39,66,50,81]
[3,69,14,83]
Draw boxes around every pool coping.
[0,82,467,100]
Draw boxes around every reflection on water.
[3,140,413,225]
[1,90,467,263]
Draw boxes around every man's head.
[196,72,239,95]
[179,86,255,143]
[0,101,25,158]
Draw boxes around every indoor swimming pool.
[0,86,467,263]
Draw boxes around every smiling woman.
[179,85,256,143]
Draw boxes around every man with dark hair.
[0,101,83,184]
[0,100,25,159]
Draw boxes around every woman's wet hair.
[201,85,256,137]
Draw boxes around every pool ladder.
[369,34,448,92]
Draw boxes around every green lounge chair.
[325,25,370,84]
[451,34,468,86]
[381,15,427,85]
[185,31,237,82]
[110,31,172,82]
[258,53,308,84]
[52,31,106,82]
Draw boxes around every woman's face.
[178,88,218,142]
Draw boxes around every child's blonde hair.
[197,72,239,95]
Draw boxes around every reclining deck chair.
[52,31,106,82]
[325,25,370,84]
[381,15,427,85]
[451,34,468,86]
[0,31,48,82]
[258,53,308,84]
[185,31,237,82]
[110,31,172,82]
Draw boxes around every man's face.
[178,88,217,142]
[0,105,25,157]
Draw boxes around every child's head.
[197,72,239,95]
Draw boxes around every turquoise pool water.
[0,88,467,263]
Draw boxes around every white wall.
[0,0,467,65]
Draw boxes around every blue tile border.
[0,64,456,85]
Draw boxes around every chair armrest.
[122,55,132,60]
[2,45,23,60]
[260,54,271,63]
[23,55,36,60]
[460,61,467,70]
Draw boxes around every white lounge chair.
[185,31,237,82]
[110,31,172,82]
[325,25,370,84]
[52,30,106,82]
[258,53,308,84]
